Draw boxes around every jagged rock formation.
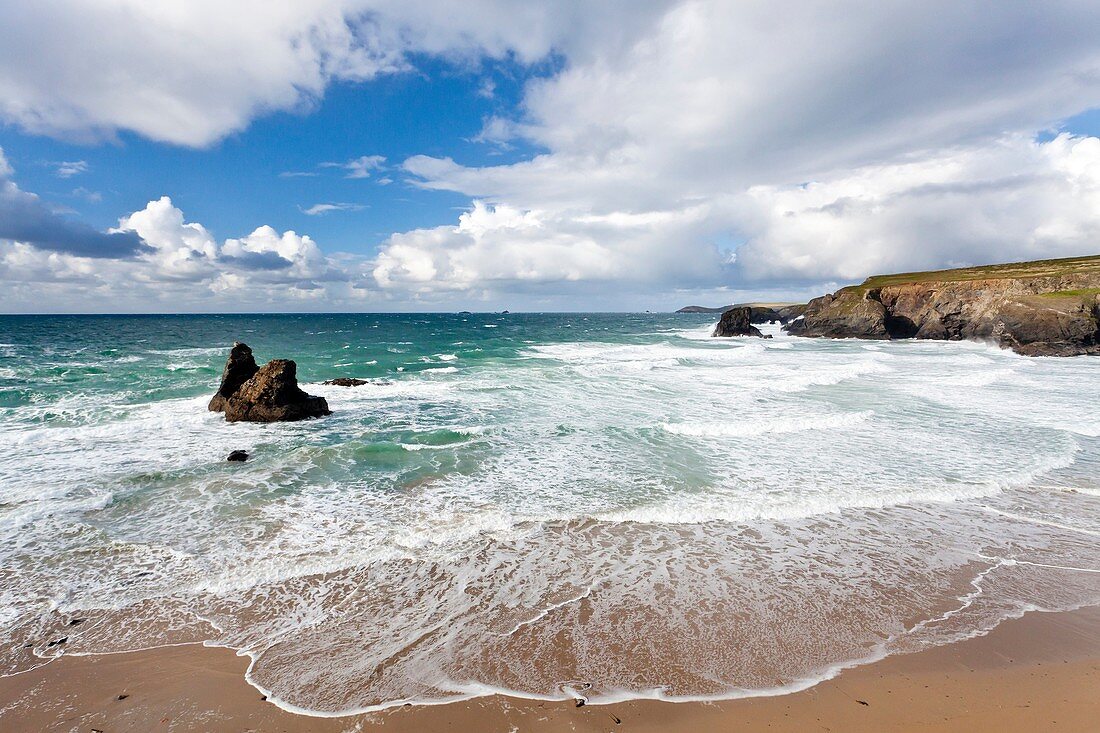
[209,344,330,422]
[713,307,767,337]
[786,255,1100,356]
[227,450,249,462]
[223,359,331,423]
[208,342,259,412]
[323,377,370,387]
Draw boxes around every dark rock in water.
[712,307,766,338]
[209,342,259,412]
[323,377,370,387]
[224,359,330,423]
[227,450,249,462]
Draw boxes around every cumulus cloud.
[381,1,1100,295]
[373,199,724,293]
[115,196,348,286]
[0,196,372,312]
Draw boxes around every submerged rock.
[323,377,370,387]
[227,450,249,462]
[712,307,767,338]
[208,342,259,412]
[223,359,330,423]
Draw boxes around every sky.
[2,1,1100,313]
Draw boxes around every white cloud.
[4,2,1100,308]
[54,160,88,178]
[72,187,102,203]
[0,147,13,178]
[325,155,387,179]
[300,202,366,215]
[372,199,722,293]
[381,1,1100,295]
[0,196,375,312]
[730,134,1100,283]
[0,2,671,147]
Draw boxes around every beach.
[3,606,1099,731]
[1,313,1098,726]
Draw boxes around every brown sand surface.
[2,605,1099,733]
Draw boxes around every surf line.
[497,582,599,637]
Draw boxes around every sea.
[1,312,1098,714]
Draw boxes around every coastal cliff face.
[785,256,1100,356]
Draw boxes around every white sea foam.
[662,411,872,437]
[1,320,1098,714]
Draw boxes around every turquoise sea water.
[1,313,1099,713]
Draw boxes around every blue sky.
[2,2,1100,313]
[1,56,547,252]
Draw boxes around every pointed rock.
[209,342,259,412]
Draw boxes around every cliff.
[785,255,1100,356]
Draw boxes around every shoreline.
[3,605,1099,732]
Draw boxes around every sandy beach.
[3,605,1098,732]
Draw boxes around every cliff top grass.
[845,254,1100,294]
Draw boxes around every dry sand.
[2,605,1098,732]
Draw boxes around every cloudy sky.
[2,1,1100,313]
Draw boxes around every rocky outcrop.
[208,343,330,422]
[208,342,259,412]
[785,291,890,339]
[773,304,807,323]
[785,256,1100,356]
[227,450,249,462]
[323,377,369,387]
[713,307,767,338]
[223,359,331,423]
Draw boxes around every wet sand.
[2,605,1099,732]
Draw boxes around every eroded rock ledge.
[785,255,1100,356]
